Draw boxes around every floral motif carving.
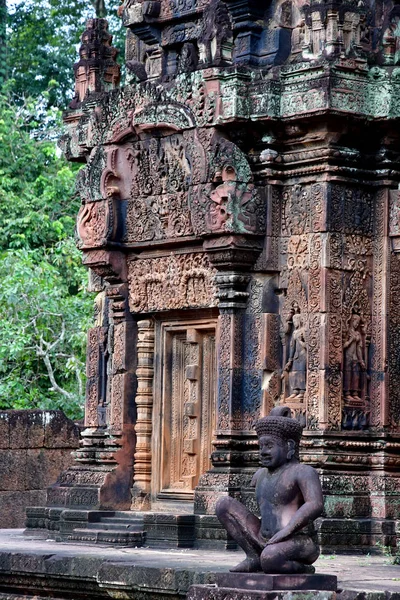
[190,136,266,237]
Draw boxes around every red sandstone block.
[0,414,10,449]
[26,411,46,448]
[26,449,75,490]
[26,449,48,490]
[0,491,30,528]
[8,411,28,449]
[43,411,80,448]
[0,450,27,491]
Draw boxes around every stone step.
[67,528,146,546]
[99,516,144,526]
[112,511,145,519]
[84,521,143,531]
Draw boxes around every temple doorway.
[151,317,218,504]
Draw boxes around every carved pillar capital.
[82,250,127,284]
[203,235,263,270]
[204,235,263,309]
[214,272,251,309]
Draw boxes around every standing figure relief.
[283,311,307,402]
[342,312,368,404]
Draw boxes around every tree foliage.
[0,89,92,419]
[0,0,6,85]
[0,1,126,417]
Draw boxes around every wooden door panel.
[156,321,216,500]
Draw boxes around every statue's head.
[254,406,303,469]
[292,313,303,329]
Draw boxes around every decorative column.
[131,319,155,510]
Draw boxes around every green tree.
[0,0,6,86]
[0,0,126,417]
[0,91,92,418]
[0,248,91,418]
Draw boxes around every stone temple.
[27,0,400,552]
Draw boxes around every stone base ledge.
[187,586,336,600]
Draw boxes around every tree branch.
[41,351,75,401]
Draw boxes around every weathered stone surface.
[0,411,79,528]
[0,531,400,600]
[187,586,336,600]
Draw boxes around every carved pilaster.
[48,283,137,512]
[195,236,262,515]
[131,319,155,510]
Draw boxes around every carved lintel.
[127,252,218,313]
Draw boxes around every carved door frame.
[151,313,218,505]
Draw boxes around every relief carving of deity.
[342,312,368,404]
[282,310,307,401]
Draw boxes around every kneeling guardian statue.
[216,406,323,574]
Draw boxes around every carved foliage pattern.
[370,190,386,428]
[190,136,266,237]
[389,251,400,429]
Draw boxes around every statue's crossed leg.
[216,496,319,574]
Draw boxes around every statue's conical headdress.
[254,407,303,459]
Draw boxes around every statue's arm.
[250,468,264,487]
[266,466,323,545]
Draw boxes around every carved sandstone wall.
[26,0,400,550]
[0,411,79,528]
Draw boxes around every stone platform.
[0,530,398,600]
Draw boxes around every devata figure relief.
[283,312,307,401]
[216,407,323,574]
[343,312,368,404]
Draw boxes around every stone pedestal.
[187,573,337,600]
